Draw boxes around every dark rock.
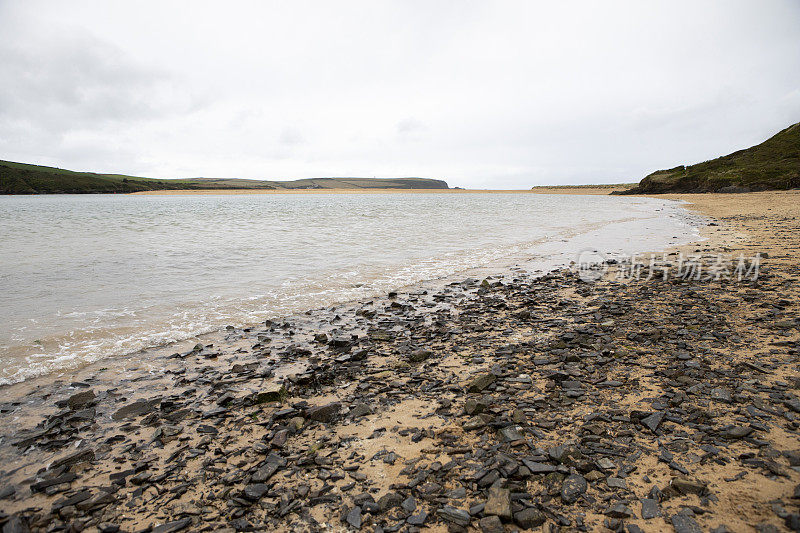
[112,399,156,420]
[484,486,512,520]
[640,498,661,519]
[31,473,77,492]
[549,444,582,465]
[670,477,707,495]
[479,515,504,533]
[49,448,95,470]
[377,492,403,512]
[402,496,417,513]
[785,398,800,413]
[721,426,752,440]
[606,503,633,518]
[671,511,702,533]
[498,426,524,442]
[406,511,427,526]
[710,388,732,403]
[252,462,280,483]
[641,411,665,432]
[346,506,362,529]
[596,457,616,471]
[607,477,627,489]
[306,402,342,422]
[151,518,193,533]
[350,403,372,418]
[522,459,556,474]
[242,483,269,501]
[66,390,96,410]
[463,415,491,431]
[467,374,496,393]
[255,384,287,404]
[464,397,489,415]
[561,474,587,504]
[408,349,432,363]
[329,336,352,349]
[514,508,545,529]
[437,505,471,527]
[2,516,29,533]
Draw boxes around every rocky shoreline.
[1,192,799,533]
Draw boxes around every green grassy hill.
[0,160,448,194]
[619,121,800,194]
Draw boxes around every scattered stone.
[306,402,342,422]
[467,373,496,393]
[255,384,286,404]
[437,506,471,527]
[112,399,156,420]
[407,510,427,526]
[514,507,546,529]
[722,426,753,440]
[607,477,627,489]
[561,474,588,504]
[479,515,504,533]
[151,518,192,533]
[606,503,632,518]
[408,349,432,363]
[464,397,489,415]
[641,411,665,432]
[484,486,512,520]
[349,403,372,418]
[640,498,661,519]
[66,390,96,410]
[49,448,95,470]
[671,511,702,533]
[3,220,800,533]
[242,483,269,502]
[498,426,524,442]
[345,506,362,529]
[670,477,707,496]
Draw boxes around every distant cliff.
[618,121,800,194]
[0,160,448,194]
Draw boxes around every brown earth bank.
[0,192,799,533]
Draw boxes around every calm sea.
[0,192,701,384]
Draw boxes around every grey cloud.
[0,36,173,128]
[396,119,427,135]
[279,128,305,146]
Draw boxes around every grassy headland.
[0,160,448,194]
[620,120,800,194]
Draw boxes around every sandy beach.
[0,190,798,533]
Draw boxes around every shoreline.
[0,194,698,388]
[0,191,798,532]
[131,187,630,196]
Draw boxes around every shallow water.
[0,192,701,384]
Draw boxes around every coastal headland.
[0,190,798,532]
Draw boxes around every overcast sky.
[1,1,799,188]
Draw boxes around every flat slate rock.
[640,498,661,519]
[671,512,702,533]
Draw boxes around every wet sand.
[0,191,798,533]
